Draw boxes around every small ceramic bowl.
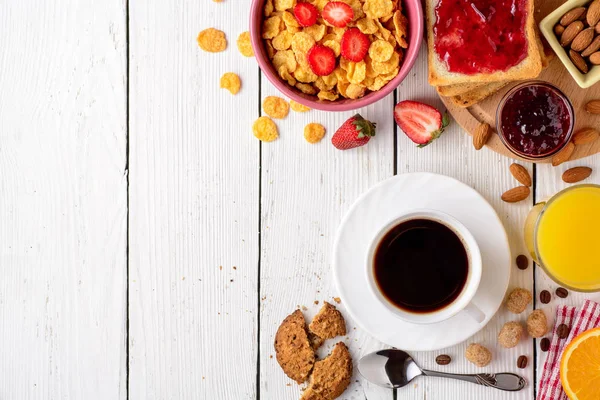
[249,0,424,111]
[539,0,600,89]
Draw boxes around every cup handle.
[463,302,485,323]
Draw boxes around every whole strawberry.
[331,114,376,150]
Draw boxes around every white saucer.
[332,173,511,351]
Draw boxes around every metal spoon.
[358,349,526,392]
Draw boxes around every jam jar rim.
[495,80,575,161]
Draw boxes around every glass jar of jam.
[496,81,575,161]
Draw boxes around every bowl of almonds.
[540,0,600,88]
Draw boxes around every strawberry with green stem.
[331,114,377,150]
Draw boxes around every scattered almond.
[561,21,584,47]
[552,142,575,166]
[582,35,600,57]
[572,128,600,145]
[569,49,589,73]
[509,164,532,187]
[588,0,600,26]
[473,122,492,150]
[586,100,600,114]
[591,51,600,64]
[571,28,595,52]
[560,7,587,26]
[562,166,593,183]
[501,186,530,203]
[555,24,566,35]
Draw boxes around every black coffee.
[373,218,469,313]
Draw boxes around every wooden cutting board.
[438,0,600,163]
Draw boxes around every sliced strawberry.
[293,2,318,27]
[394,101,450,147]
[322,2,354,28]
[331,114,377,150]
[307,44,337,76]
[340,28,370,62]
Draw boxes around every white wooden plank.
[0,0,127,398]
[258,78,397,399]
[128,0,259,398]
[395,45,534,400]
[534,155,600,384]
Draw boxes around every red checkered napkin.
[537,300,600,400]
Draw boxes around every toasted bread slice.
[436,82,489,97]
[427,0,542,86]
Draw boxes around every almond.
[560,7,587,26]
[569,49,589,73]
[581,35,600,57]
[473,122,492,150]
[501,186,531,203]
[571,28,595,52]
[591,51,600,65]
[573,128,600,144]
[509,163,532,187]
[585,100,600,114]
[587,0,600,26]
[562,166,593,183]
[554,24,566,36]
[561,21,584,47]
[552,142,575,166]
[596,22,600,34]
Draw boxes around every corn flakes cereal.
[220,72,241,95]
[322,39,341,57]
[291,32,315,66]
[290,100,311,112]
[275,0,296,12]
[237,32,254,57]
[317,90,339,101]
[265,0,274,16]
[369,40,393,62]
[263,16,283,39]
[313,0,329,11]
[272,30,293,51]
[278,65,297,86]
[304,123,326,143]
[393,10,408,48]
[263,96,290,119]
[374,19,392,40]
[345,83,366,99]
[363,0,394,19]
[371,51,400,74]
[272,50,298,73]
[322,73,338,87]
[337,81,350,97]
[367,76,388,91]
[282,11,301,31]
[294,66,318,83]
[197,28,227,52]
[314,77,332,91]
[213,0,223,2]
[347,0,366,19]
[347,60,366,84]
[356,18,379,34]
[296,82,318,95]
[265,40,276,58]
[253,116,279,142]
[304,24,326,41]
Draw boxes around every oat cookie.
[274,309,315,384]
[309,302,347,340]
[301,342,353,400]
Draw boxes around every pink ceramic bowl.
[250,1,424,112]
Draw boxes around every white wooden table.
[1,1,599,399]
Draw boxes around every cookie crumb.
[333,297,341,304]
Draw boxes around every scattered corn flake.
[237,32,254,57]
[262,16,283,39]
[263,96,290,119]
[317,90,339,101]
[272,50,298,73]
[274,0,296,12]
[304,24,326,41]
[253,116,279,142]
[290,100,311,112]
[197,28,227,52]
[363,0,394,20]
[213,0,223,2]
[369,40,394,62]
[304,123,326,143]
[220,72,241,95]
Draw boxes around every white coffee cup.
[365,209,485,325]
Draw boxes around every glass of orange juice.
[524,184,600,292]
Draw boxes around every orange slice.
[560,327,600,400]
